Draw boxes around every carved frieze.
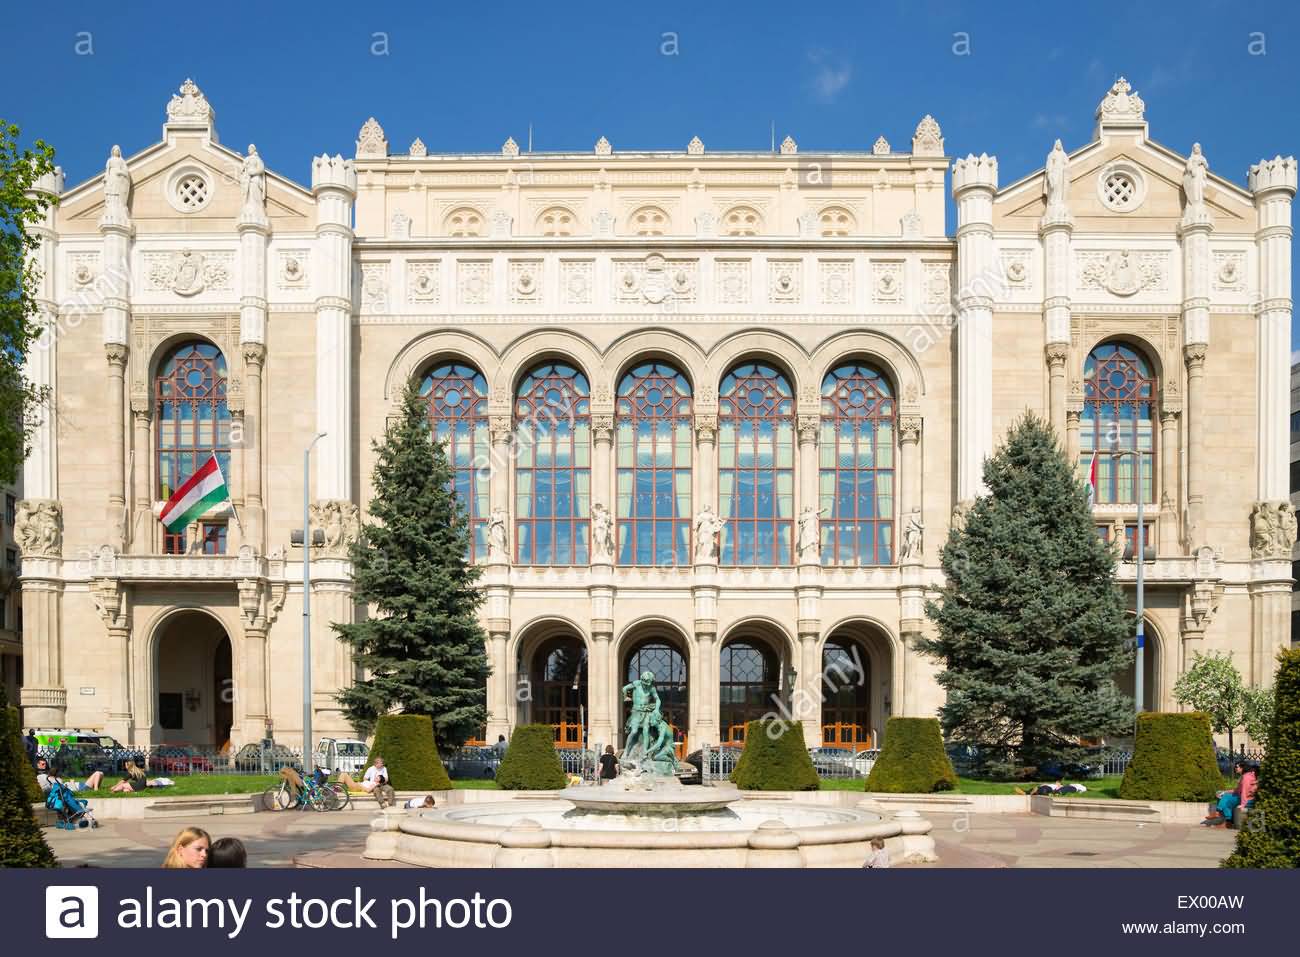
[144,249,233,297]
[15,499,62,558]
[1077,250,1168,297]
[309,500,361,559]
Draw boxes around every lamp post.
[302,432,326,774]
[1109,445,1148,717]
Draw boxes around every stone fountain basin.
[364,796,936,868]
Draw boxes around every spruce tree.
[335,382,491,747]
[0,685,57,867]
[918,412,1133,776]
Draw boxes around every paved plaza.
[42,808,1236,869]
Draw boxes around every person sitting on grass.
[208,837,247,868]
[110,760,148,792]
[1204,760,1258,828]
[338,756,396,807]
[36,757,104,794]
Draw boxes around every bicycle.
[262,773,351,812]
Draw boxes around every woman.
[162,827,211,868]
[110,761,148,793]
[1204,760,1258,827]
[598,745,619,785]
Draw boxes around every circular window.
[165,167,214,213]
[1097,163,1144,213]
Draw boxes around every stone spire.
[356,118,388,158]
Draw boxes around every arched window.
[444,206,484,237]
[515,362,591,565]
[536,206,575,236]
[616,362,692,566]
[719,361,794,565]
[719,639,780,744]
[822,638,872,749]
[722,206,762,236]
[1082,343,1157,504]
[819,206,855,237]
[531,637,588,748]
[819,362,896,565]
[628,206,669,236]
[421,362,490,560]
[155,341,230,554]
[624,639,688,754]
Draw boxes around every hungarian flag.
[1085,451,1098,505]
[159,454,229,533]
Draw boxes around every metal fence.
[35,744,306,777]
[697,745,878,784]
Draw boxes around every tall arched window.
[515,362,591,565]
[819,362,896,565]
[421,362,490,560]
[1082,342,1157,504]
[719,639,780,743]
[719,361,794,565]
[531,637,588,748]
[155,341,230,554]
[616,362,692,566]
[624,639,688,754]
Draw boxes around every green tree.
[918,412,1133,777]
[1224,648,1300,869]
[334,382,491,747]
[0,686,57,867]
[1244,686,1275,753]
[1173,651,1249,753]
[0,122,57,484]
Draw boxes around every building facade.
[17,78,1296,753]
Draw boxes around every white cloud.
[807,48,852,102]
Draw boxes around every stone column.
[485,625,511,741]
[130,405,152,552]
[592,414,614,534]
[694,413,717,518]
[1065,409,1081,469]
[21,576,65,727]
[1046,344,1069,440]
[489,414,512,547]
[1040,170,1074,439]
[797,413,819,534]
[1159,411,1181,555]
[952,154,998,505]
[1179,157,1214,550]
[310,154,357,503]
[1247,156,1297,686]
[588,625,614,748]
[795,626,821,745]
[240,622,270,744]
[1183,344,1207,547]
[692,623,717,747]
[105,344,129,552]
[241,344,266,551]
[898,416,922,559]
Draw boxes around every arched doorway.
[719,635,783,744]
[154,610,234,749]
[1115,614,1160,719]
[820,623,893,750]
[529,636,588,748]
[622,637,689,757]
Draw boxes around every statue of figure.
[488,507,509,561]
[239,144,266,215]
[1277,503,1298,556]
[1250,502,1276,558]
[693,505,726,562]
[622,671,662,764]
[103,145,131,221]
[1045,139,1068,209]
[590,503,613,561]
[901,508,925,561]
[797,505,826,559]
[1183,143,1208,208]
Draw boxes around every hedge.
[6,706,42,805]
[365,714,451,790]
[496,724,567,790]
[1224,648,1300,868]
[1118,712,1221,801]
[0,687,56,867]
[729,720,819,791]
[865,717,958,793]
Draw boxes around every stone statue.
[1277,503,1298,555]
[239,144,266,217]
[796,505,826,560]
[693,505,726,562]
[309,500,361,558]
[590,503,613,561]
[1183,143,1208,209]
[1045,139,1068,209]
[1250,502,1277,558]
[102,145,131,222]
[901,508,925,561]
[15,500,62,558]
[488,506,509,562]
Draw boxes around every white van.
[314,737,369,773]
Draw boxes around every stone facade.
[18,79,1296,752]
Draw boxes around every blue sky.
[7,0,1299,345]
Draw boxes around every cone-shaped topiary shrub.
[864,717,958,793]
[1118,712,1221,801]
[6,705,41,806]
[365,714,451,790]
[729,720,819,790]
[0,687,56,867]
[1224,648,1300,868]
[496,724,567,790]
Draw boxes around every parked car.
[148,745,214,775]
[807,747,857,775]
[232,743,302,774]
[1036,755,1104,781]
[682,745,743,783]
[314,738,369,774]
[443,746,501,780]
[50,736,144,777]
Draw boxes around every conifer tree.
[0,686,57,867]
[335,382,490,747]
[918,412,1133,776]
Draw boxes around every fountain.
[364,673,936,867]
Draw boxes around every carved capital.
[1045,342,1069,367]
[898,415,922,444]
[490,414,512,442]
[1065,409,1081,425]
[1183,343,1208,368]
[797,414,820,444]
[242,342,267,368]
[104,343,129,368]
[130,395,151,419]
[1160,410,1180,427]
[15,499,63,558]
[694,414,717,442]
[592,414,614,442]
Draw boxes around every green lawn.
[451,779,500,789]
[73,774,280,799]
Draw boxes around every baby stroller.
[45,779,98,830]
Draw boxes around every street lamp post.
[302,432,326,774]
[1110,445,1147,717]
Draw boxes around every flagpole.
[211,452,245,543]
